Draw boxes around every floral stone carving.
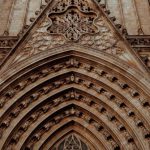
[50,0,94,13]
[13,0,124,63]
[47,7,98,41]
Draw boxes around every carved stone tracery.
[48,7,98,41]
[53,134,90,150]
[47,0,99,41]
[12,0,126,63]
[50,0,93,12]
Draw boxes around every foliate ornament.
[80,18,124,55]
[13,0,124,63]
[50,0,93,13]
[14,18,66,62]
[47,7,98,41]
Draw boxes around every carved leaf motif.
[13,0,125,63]
[48,7,98,41]
[50,0,93,13]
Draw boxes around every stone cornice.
[0,36,18,49]
[126,35,150,48]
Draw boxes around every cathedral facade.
[0,0,150,149]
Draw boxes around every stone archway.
[0,0,150,150]
[0,49,149,150]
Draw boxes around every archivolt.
[0,49,149,150]
[19,102,122,150]
[40,123,103,150]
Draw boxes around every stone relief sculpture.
[53,134,90,150]
[47,0,98,41]
[0,1,150,150]
[47,8,98,41]
[0,0,149,68]
[14,0,123,63]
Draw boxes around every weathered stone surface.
[0,0,150,36]
[0,1,149,150]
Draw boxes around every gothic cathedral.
[0,0,150,150]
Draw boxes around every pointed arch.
[0,46,149,150]
[7,101,125,150]
[28,120,107,150]
[0,66,150,149]
[47,130,97,150]
[0,0,150,150]
[0,0,149,74]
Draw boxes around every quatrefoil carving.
[47,0,99,41]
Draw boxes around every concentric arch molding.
[0,1,149,149]
[0,57,150,149]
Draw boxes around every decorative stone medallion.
[47,0,98,41]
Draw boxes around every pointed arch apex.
[0,0,149,75]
